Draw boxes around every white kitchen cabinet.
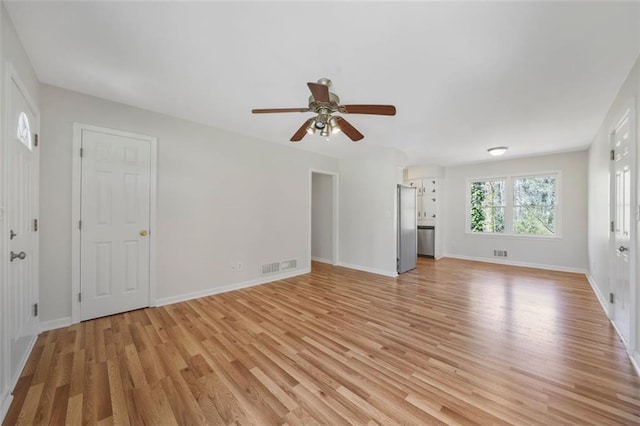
[406,178,422,194]
[424,195,436,220]
[404,177,438,225]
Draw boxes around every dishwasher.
[417,226,435,258]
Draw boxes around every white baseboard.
[442,254,587,274]
[155,268,311,307]
[586,273,611,317]
[3,332,37,424]
[1,391,13,424]
[632,352,640,377]
[336,262,398,278]
[40,316,72,333]
[586,274,640,377]
[311,256,333,264]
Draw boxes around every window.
[469,173,559,237]
[513,176,556,236]
[17,112,32,150]
[470,180,505,233]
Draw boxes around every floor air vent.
[262,262,280,274]
[493,250,508,257]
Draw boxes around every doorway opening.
[310,171,338,266]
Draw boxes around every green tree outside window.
[469,174,557,236]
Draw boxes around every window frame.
[465,171,562,239]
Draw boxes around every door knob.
[619,246,629,252]
[139,230,148,237]
[10,251,26,262]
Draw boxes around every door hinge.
[80,147,83,157]
[33,303,38,317]
[78,220,82,230]
[34,134,39,147]
[609,293,614,304]
[611,221,615,232]
[610,149,615,160]
[33,219,38,232]
[78,293,82,302]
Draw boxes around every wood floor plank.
[105,358,129,426]
[4,258,640,425]
[64,393,82,426]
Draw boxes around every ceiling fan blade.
[307,82,330,103]
[335,117,364,142]
[339,104,396,116]
[252,108,309,114]
[291,119,312,142]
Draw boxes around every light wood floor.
[4,258,640,425]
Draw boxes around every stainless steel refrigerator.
[397,185,417,273]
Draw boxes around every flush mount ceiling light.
[487,146,508,156]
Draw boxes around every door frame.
[71,123,158,324]
[609,100,637,352]
[1,63,40,415]
[309,170,339,266]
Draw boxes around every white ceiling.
[5,1,640,166]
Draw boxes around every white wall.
[0,2,40,420]
[39,84,338,322]
[587,54,640,360]
[443,150,588,271]
[311,173,333,263]
[338,148,399,276]
[405,164,444,179]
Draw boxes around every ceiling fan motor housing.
[308,92,341,114]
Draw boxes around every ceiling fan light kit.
[305,120,316,135]
[252,78,396,142]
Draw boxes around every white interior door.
[7,73,39,385]
[611,112,633,343]
[80,129,152,320]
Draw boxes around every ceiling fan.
[252,78,396,142]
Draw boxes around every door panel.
[398,185,417,273]
[612,113,632,342]
[7,75,39,385]
[80,130,151,320]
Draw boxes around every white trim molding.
[443,254,587,274]
[311,256,333,264]
[71,123,159,323]
[1,393,12,424]
[586,273,611,317]
[632,351,640,377]
[39,317,72,333]
[155,268,311,307]
[336,262,398,278]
